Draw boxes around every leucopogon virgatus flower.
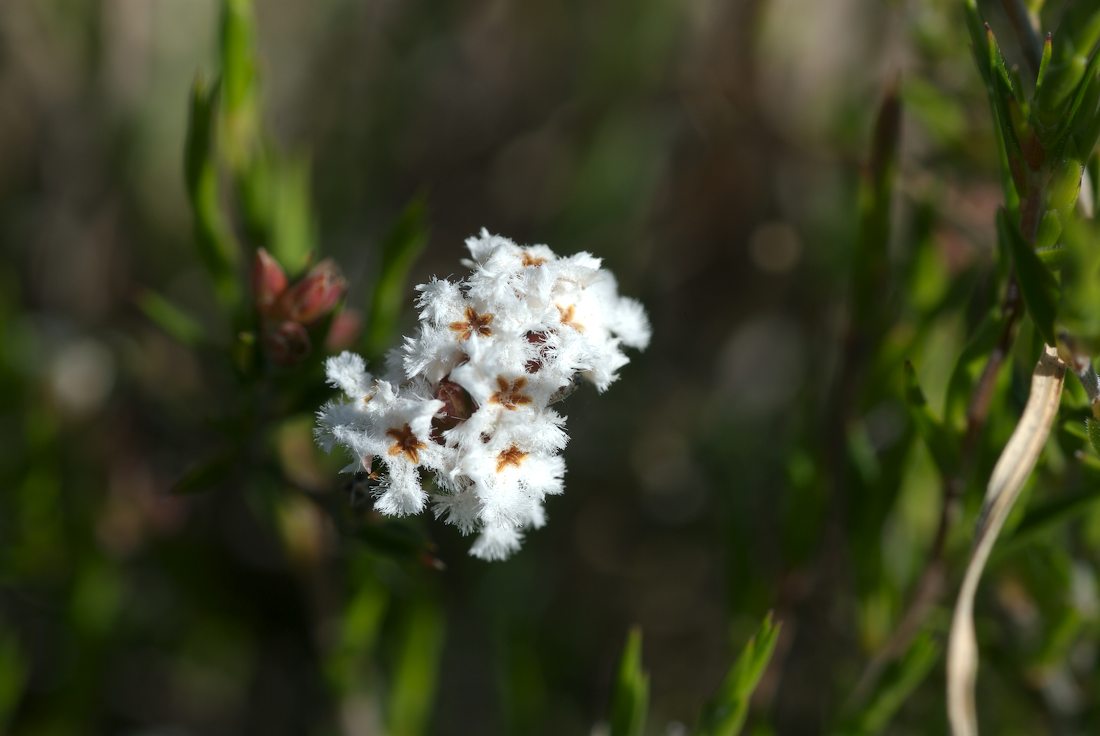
[316,230,650,560]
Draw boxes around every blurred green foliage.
[7,0,1100,734]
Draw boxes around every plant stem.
[852,277,1022,700]
[852,171,1039,701]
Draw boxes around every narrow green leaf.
[986,29,1026,163]
[695,612,782,736]
[903,361,957,476]
[998,208,1058,346]
[184,75,241,309]
[137,290,205,346]
[1035,243,1066,268]
[998,483,1100,559]
[236,149,275,251]
[1034,33,1053,98]
[945,309,1000,426]
[1052,51,1100,154]
[325,557,389,695]
[1058,219,1100,352]
[219,0,259,170]
[852,88,901,333]
[363,198,430,360]
[386,600,445,736]
[963,1,992,85]
[838,634,938,735]
[1088,417,1100,454]
[270,154,317,277]
[610,628,649,736]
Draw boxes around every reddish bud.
[278,259,346,324]
[325,309,363,351]
[430,378,476,440]
[252,248,288,316]
[264,320,312,366]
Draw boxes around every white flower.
[317,231,649,560]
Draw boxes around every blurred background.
[0,0,1056,734]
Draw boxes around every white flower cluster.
[316,230,650,560]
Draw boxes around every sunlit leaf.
[610,628,649,736]
[695,612,781,736]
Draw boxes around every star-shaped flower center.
[522,251,547,267]
[386,423,427,463]
[490,376,533,410]
[496,444,528,472]
[557,303,584,332]
[448,306,494,340]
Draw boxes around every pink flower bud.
[325,309,362,351]
[264,320,312,366]
[278,259,346,324]
[252,248,288,316]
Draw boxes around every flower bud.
[325,309,363,351]
[278,259,346,324]
[431,378,476,438]
[252,248,288,316]
[264,320,312,366]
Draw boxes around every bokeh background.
[2,0,1063,734]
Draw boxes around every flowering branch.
[317,231,649,560]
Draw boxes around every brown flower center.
[556,303,584,332]
[521,252,546,267]
[490,376,533,410]
[524,330,548,373]
[496,445,528,472]
[386,423,427,463]
[448,306,494,340]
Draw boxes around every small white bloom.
[325,351,373,400]
[317,231,648,559]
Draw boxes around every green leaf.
[837,634,938,735]
[1034,33,1053,99]
[1089,417,1100,454]
[998,208,1058,346]
[1058,219,1100,352]
[184,75,241,309]
[852,88,901,333]
[386,600,445,736]
[695,612,782,736]
[963,1,992,85]
[903,361,957,476]
[324,555,389,695]
[269,153,317,277]
[363,198,430,360]
[136,289,205,346]
[610,628,649,736]
[945,309,1000,426]
[985,29,1027,168]
[998,482,1100,559]
[219,0,259,170]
